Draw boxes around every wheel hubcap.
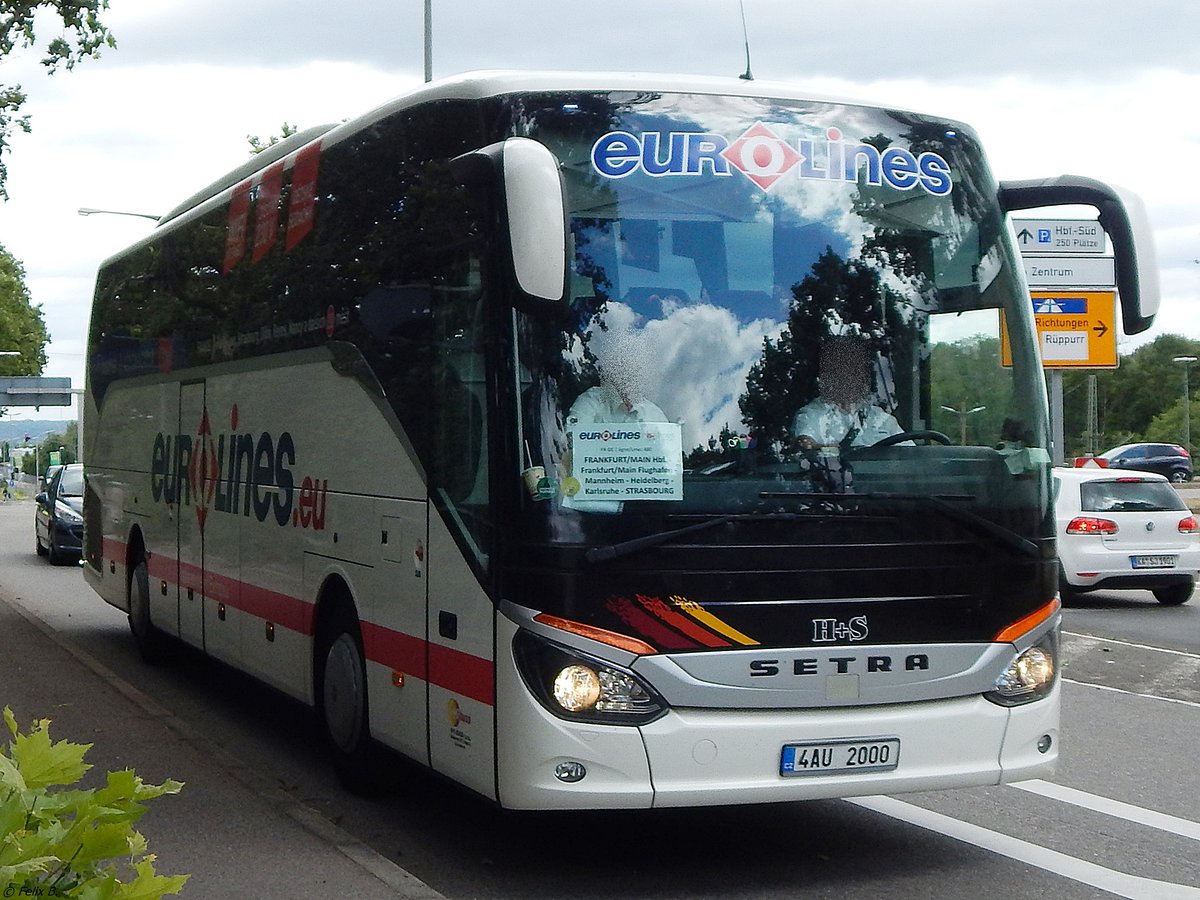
[323,633,364,752]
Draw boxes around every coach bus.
[82,72,1158,809]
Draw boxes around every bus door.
[423,343,497,800]
[176,381,207,651]
[367,499,431,764]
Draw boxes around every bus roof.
[140,70,961,244]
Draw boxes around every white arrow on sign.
[1013,219,1106,255]
[1023,256,1115,287]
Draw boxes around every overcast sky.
[1,0,1197,422]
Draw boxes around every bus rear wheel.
[316,605,375,791]
[128,558,169,664]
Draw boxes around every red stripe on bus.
[428,642,496,706]
[607,596,700,650]
[102,537,124,562]
[635,594,731,648]
[106,540,494,706]
[146,553,314,635]
[361,621,428,680]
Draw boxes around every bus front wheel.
[316,605,375,791]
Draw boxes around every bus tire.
[128,557,169,664]
[315,602,376,792]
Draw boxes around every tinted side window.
[87,99,496,571]
[89,100,489,404]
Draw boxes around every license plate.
[780,737,900,777]
[1131,555,1177,569]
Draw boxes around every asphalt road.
[2,494,1199,899]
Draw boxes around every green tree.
[1,706,188,897]
[247,121,298,154]
[0,242,48,392]
[1145,398,1189,449]
[1058,334,1200,457]
[20,421,76,474]
[0,0,115,198]
[928,334,1011,445]
[740,248,900,446]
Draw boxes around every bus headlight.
[986,637,1058,707]
[514,631,667,725]
[553,665,602,711]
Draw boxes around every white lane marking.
[1064,677,1200,710]
[1013,780,1200,843]
[849,795,1200,900]
[1062,630,1200,660]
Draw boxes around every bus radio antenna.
[738,0,754,80]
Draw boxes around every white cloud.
[1,0,1197,421]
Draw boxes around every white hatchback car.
[1054,467,1199,605]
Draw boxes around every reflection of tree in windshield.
[738,248,912,448]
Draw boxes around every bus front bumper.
[495,682,1059,810]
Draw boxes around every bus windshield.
[511,92,1049,538]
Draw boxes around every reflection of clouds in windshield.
[585,300,783,449]
[610,97,923,269]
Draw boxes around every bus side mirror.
[998,176,1160,335]
[453,137,568,308]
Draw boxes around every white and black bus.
[83,72,1158,809]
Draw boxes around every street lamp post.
[424,0,432,82]
[1173,356,1197,454]
[77,207,160,222]
[940,403,987,446]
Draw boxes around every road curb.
[1,591,445,900]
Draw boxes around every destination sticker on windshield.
[568,423,684,502]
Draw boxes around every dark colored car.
[35,463,84,564]
[1097,443,1193,483]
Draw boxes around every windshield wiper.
[585,515,740,565]
[760,490,1041,559]
[908,493,1041,558]
[585,492,1041,564]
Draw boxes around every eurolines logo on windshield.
[590,122,953,196]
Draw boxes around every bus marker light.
[265,622,275,642]
[1037,734,1053,754]
[392,671,405,688]
[533,613,656,655]
[992,598,1060,644]
[554,761,587,783]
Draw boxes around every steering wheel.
[868,430,953,448]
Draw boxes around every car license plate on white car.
[780,738,900,777]
[1131,555,1177,569]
